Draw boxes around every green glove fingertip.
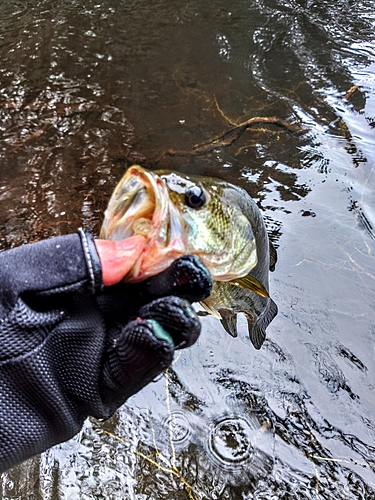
[149,319,175,346]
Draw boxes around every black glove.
[0,230,212,473]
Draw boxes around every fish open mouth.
[100,165,188,280]
[101,166,164,241]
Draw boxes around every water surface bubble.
[208,415,255,466]
[161,410,192,449]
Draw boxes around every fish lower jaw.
[125,239,188,282]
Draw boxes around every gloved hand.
[0,229,212,473]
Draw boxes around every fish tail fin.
[269,238,278,272]
[220,314,238,338]
[246,298,278,349]
[246,318,266,350]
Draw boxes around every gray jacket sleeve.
[0,229,106,472]
[0,229,103,319]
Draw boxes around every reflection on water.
[1,0,375,498]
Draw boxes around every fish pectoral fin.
[200,301,222,319]
[246,298,278,349]
[220,315,238,338]
[228,275,269,298]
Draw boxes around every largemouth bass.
[100,165,278,349]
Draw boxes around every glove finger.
[143,255,213,303]
[97,255,213,317]
[101,319,174,408]
[137,296,201,349]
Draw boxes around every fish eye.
[184,185,206,209]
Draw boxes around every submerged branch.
[164,116,307,158]
[343,84,361,100]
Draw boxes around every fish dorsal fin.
[228,275,269,298]
[269,238,278,272]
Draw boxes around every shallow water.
[0,0,374,498]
